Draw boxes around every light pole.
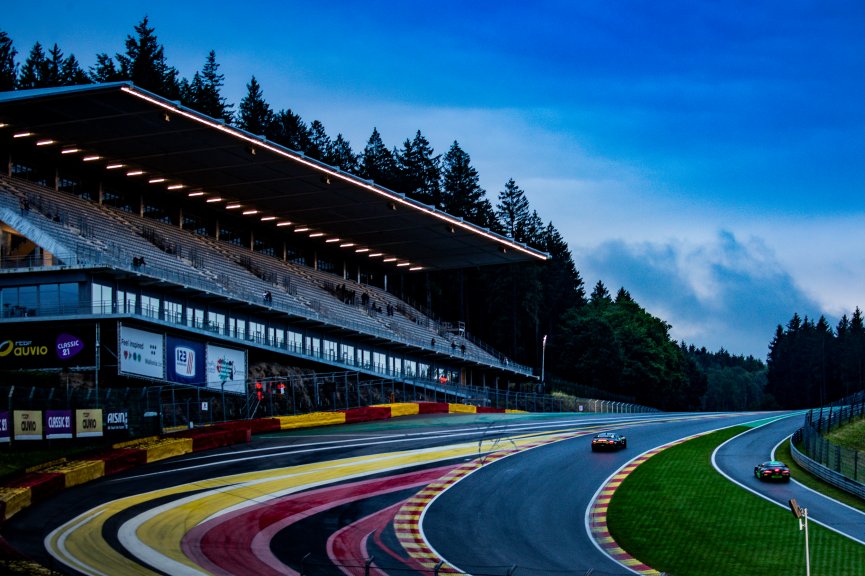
[540,335,547,392]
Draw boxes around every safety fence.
[793,389,865,493]
[1,371,657,446]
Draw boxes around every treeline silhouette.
[1,18,814,411]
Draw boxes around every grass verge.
[607,427,865,576]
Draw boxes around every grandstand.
[0,82,549,418]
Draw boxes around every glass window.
[322,339,337,361]
[249,321,264,342]
[229,317,246,339]
[58,283,78,313]
[39,284,59,313]
[141,295,160,319]
[187,306,204,329]
[341,344,355,365]
[207,311,225,334]
[165,301,183,324]
[287,330,302,353]
[92,283,112,314]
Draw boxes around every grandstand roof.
[0,83,549,271]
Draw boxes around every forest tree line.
[3,18,844,411]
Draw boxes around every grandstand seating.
[0,174,524,373]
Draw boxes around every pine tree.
[0,30,17,91]
[307,120,332,161]
[395,130,440,205]
[90,53,121,83]
[60,53,89,85]
[270,109,311,152]
[18,42,47,89]
[495,179,531,241]
[441,141,487,223]
[330,134,358,173]
[236,76,274,136]
[185,51,232,122]
[359,128,398,189]
[116,16,179,98]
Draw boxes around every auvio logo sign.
[175,347,196,376]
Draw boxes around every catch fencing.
[793,389,865,496]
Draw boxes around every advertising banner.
[206,344,247,394]
[166,335,205,386]
[105,410,129,432]
[13,410,43,440]
[119,325,165,379]
[0,411,9,443]
[45,409,73,439]
[76,409,103,438]
[0,323,94,370]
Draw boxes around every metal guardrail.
[792,390,865,497]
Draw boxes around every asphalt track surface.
[713,413,865,546]
[2,410,848,576]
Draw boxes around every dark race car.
[754,460,791,482]
[591,431,627,451]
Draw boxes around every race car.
[754,460,791,481]
[591,431,627,451]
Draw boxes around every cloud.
[574,231,822,358]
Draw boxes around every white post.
[802,507,810,576]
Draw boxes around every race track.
[1,410,823,575]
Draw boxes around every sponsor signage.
[166,335,205,386]
[76,409,103,438]
[13,410,43,440]
[105,410,129,431]
[45,409,73,439]
[0,324,94,369]
[119,325,165,379]
[206,344,247,393]
[0,411,9,443]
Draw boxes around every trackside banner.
[76,409,103,438]
[46,409,73,439]
[0,411,9,443]
[166,335,205,386]
[0,324,94,370]
[206,344,246,394]
[119,325,165,379]
[13,410,43,440]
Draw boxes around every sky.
[5,1,865,359]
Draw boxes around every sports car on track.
[591,432,627,451]
[754,460,791,481]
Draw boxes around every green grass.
[774,437,865,514]
[608,427,865,576]
[826,416,865,450]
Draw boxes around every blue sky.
[6,1,865,358]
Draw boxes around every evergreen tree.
[441,141,487,223]
[116,16,179,98]
[236,76,274,136]
[307,120,332,161]
[21,43,89,87]
[59,53,89,85]
[395,130,440,205]
[0,30,17,91]
[185,50,232,122]
[329,134,358,173]
[17,42,47,89]
[270,108,311,152]
[359,128,398,190]
[589,280,612,306]
[495,179,531,240]
[90,52,121,83]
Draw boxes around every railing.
[0,248,534,377]
[1,374,657,443]
[792,389,865,497]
